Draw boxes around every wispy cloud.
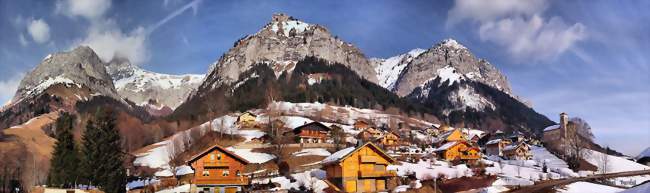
[27,18,51,44]
[0,73,24,107]
[147,0,202,35]
[447,0,586,63]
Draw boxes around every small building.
[485,138,512,157]
[357,127,383,142]
[434,141,481,164]
[187,144,250,193]
[353,120,371,130]
[322,142,397,193]
[542,113,569,148]
[434,128,466,145]
[236,112,257,128]
[288,122,331,143]
[376,132,400,149]
[503,142,533,160]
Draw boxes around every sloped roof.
[186,144,249,165]
[321,142,396,165]
[544,124,560,132]
[292,121,331,133]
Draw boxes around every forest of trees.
[47,108,126,193]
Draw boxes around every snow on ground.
[292,148,331,157]
[253,169,327,193]
[25,75,81,96]
[620,182,650,193]
[531,146,570,170]
[238,129,265,142]
[127,178,160,190]
[388,160,473,180]
[113,66,204,93]
[584,149,650,187]
[226,147,275,164]
[155,184,190,193]
[556,182,623,193]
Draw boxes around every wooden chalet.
[187,144,250,193]
[503,142,533,160]
[353,120,371,130]
[356,127,382,142]
[375,132,400,150]
[288,122,331,143]
[434,128,466,145]
[236,112,257,128]
[322,142,397,193]
[485,138,512,157]
[434,141,481,164]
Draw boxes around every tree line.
[47,108,126,193]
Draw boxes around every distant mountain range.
[1,13,553,135]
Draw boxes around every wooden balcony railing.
[194,177,249,185]
[203,161,230,168]
[358,170,396,178]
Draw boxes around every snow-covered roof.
[322,147,355,164]
[486,139,502,145]
[434,141,458,152]
[544,124,560,132]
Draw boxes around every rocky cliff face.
[192,13,376,99]
[11,46,121,104]
[389,39,512,97]
[106,58,203,109]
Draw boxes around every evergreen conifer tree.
[47,112,79,188]
[80,108,126,193]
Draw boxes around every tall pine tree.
[47,112,79,188]
[80,108,126,193]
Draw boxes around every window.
[374,165,385,171]
[236,170,241,176]
[217,153,222,160]
[202,170,210,176]
[210,154,215,160]
[223,170,229,176]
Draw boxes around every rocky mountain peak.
[439,38,467,50]
[193,13,376,97]
[11,46,121,103]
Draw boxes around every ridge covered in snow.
[372,48,426,90]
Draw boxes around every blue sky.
[0,0,648,155]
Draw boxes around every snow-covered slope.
[106,58,204,109]
[372,48,426,90]
[584,149,650,187]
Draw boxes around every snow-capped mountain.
[106,58,203,109]
[392,39,512,97]
[11,46,122,104]
[371,48,426,90]
[192,13,376,99]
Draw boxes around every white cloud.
[18,34,29,47]
[478,15,586,61]
[76,19,149,65]
[0,73,24,107]
[447,0,547,25]
[56,0,111,20]
[27,18,51,44]
[448,0,586,62]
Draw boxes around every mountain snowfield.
[106,59,204,109]
[372,48,426,90]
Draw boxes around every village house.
[503,142,533,160]
[485,138,513,157]
[187,144,250,193]
[434,128,466,145]
[287,121,331,143]
[353,119,371,130]
[322,142,397,193]
[357,127,383,142]
[236,112,257,128]
[434,141,481,164]
[375,132,400,150]
[542,112,572,151]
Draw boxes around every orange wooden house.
[434,141,481,164]
[376,132,400,149]
[322,142,397,193]
[287,122,331,143]
[187,144,250,193]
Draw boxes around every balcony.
[358,170,396,178]
[203,161,230,168]
[195,177,250,185]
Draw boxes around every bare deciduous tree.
[598,146,610,174]
[167,137,184,185]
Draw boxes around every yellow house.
[436,128,466,143]
[236,112,257,128]
[322,142,397,193]
[434,141,481,164]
